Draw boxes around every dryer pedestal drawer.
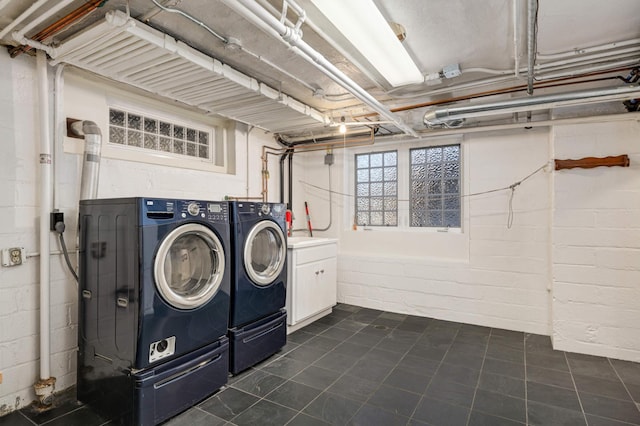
[229,309,287,375]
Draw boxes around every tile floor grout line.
[464,327,492,426]
[17,410,38,426]
[340,315,433,425]
[607,357,640,415]
[281,308,378,425]
[563,351,590,426]
[524,333,529,426]
[406,323,460,424]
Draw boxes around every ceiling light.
[338,117,347,133]
[309,0,423,87]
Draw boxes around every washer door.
[154,223,225,310]
[243,221,286,286]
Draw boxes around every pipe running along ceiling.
[0,0,639,138]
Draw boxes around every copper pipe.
[353,67,636,119]
[260,129,375,201]
[10,0,106,58]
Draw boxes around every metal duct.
[423,84,640,127]
[70,121,102,200]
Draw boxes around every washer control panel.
[176,200,229,222]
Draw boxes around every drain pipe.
[279,153,287,204]
[34,50,56,407]
[69,121,102,200]
[288,150,294,211]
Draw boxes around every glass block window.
[109,108,211,160]
[410,144,461,227]
[355,151,398,226]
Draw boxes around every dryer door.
[244,221,286,286]
[154,223,226,310]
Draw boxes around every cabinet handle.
[320,269,324,274]
[315,271,319,275]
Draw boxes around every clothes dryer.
[229,201,288,374]
[77,197,231,425]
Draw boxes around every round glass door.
[243,221,286,286]
[154,223,225,310]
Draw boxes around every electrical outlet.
[1,247,26,267]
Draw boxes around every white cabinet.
[286,237,338,332]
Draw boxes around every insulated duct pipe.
[221,0,418,137]
[423,84,640,127]
[70,121,102,200]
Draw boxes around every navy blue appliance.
[229,202,288,374]
[77,198,231,425]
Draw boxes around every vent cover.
[51,10,327,133]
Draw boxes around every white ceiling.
[1,0,639,139]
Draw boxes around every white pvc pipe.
[17,0,75,36]
[53,64,65,209]
[12,32,54,56]
[526,0,536,94]
[513,0,521,78]
[0,0,49,39]
[538,38,640,60]
[36,49,52,381]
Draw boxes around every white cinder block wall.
[552,121,640,361]
[0,50,280,414]
[296,131,552,335]
[296,120,640,363]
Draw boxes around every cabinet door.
[294,260,324,323]
[317,257,337,311]
[293,257,337,323]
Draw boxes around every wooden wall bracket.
[554,155,630,170]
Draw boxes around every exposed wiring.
[312,164,333,232]
[150,0,226,43]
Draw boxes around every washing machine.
[229,201,288,374]
[77,197,231,425]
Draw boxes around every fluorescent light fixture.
[310,0,423,87]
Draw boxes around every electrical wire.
[54,222,79,283]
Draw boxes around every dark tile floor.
[2,304,640,425]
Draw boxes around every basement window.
[109,108,214,160]
[354,150,398,226]
[409,144,461,227]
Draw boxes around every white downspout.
[34,50,56,406]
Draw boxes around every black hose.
[54,222,79,283]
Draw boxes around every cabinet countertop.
[287,237,338,249]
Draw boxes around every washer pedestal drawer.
[78,337,229,425]
[229,309,287,375]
